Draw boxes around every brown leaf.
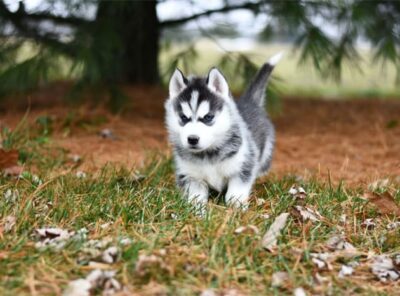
[292,206,322,223]
[0,251,8,259]
[141,281,168,296]
[3,165,23,177]
[261,213,289,252]
[365,192,400,217]
[135,254,171,277]
[234,225,259,235]
[289,185,307,200]
[271,271,289,287]
[0,149,19,170]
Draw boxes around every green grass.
[1,118,400,295]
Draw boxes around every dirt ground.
[1,84,400,186]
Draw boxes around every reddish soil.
[1,85,400,186]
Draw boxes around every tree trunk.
[95,1,159,84]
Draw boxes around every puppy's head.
[165,68,234,153]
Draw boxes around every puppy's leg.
[225,175,253,210]
[178,175,209,214]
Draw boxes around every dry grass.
[1,109,400,296]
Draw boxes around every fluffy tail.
[240,52,283,107]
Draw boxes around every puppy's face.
[165,68,234,153]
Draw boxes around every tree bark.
[95,0,159,84]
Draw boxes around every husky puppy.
[165,53,282,211]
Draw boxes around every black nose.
[188,135,199,146]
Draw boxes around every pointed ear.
[207,68,229,98]
[169,69,187,98]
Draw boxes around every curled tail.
[240,52,283,107]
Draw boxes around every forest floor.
[0,85,400,295]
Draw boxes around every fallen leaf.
[100,222,113,229]
[310,253,333,270]
[200,289,217,296]
[141,281,168,296]
[76,171,87,179]
[119,237,133,246]
[68,154,82,163]
[261,213,289,252]
[87,261,113,269]
[234,225,259,235]
[370,255,400,282]
[3,215,16,233]
[81,237,113,258]
[3,189,19,203]
[326,235,356,252]
[34,227,87,250]
[135,254,171,277]
[36,228,71,239]
[99,129,116,140]
[289,185,307,200]
[0,149,18,170]
[364,192,400,217]
[313,272,329,285]
[63,278,91,296]
[387,222,400,230]
[35,228,73,250]
[102,246,119,264]
[0,251,9,260]
[3,165,23,177]
[361,218,376,230]
[255,198,266,206]
[369,179,390,191]
[259,213,270,219]
[0,149,23,177]
[293,206,322,222]
[32,175,42,185]
[338,265,354,278]
[157,248,167,256]
[84,238,113,250]
[63,269,122,296]
[394,254,400,267]
[271,271,289,287]
[131,171,146,182]
[293,287,307,296]
[220,289,245,296]
[86,269,121,295]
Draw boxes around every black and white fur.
[165,52,282,211]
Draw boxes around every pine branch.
[0,1,78,57]
[160,1,264,27]
[0,1,91,27]
[22,11,91,27]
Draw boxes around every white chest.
[176,149,247,192]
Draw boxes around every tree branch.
[0,0,92,27]
[160,1,263,27]
[22,11,92,27]
[0,1,78,57]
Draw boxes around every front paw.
[187,195,208,217]
[226,195,249,211]
[193,203,207,217]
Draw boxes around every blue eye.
[203,114,214,123]
[180,114,190,124]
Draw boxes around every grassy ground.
[1,111,400,295]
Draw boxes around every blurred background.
[1,0,400,105]
[0,0,399,182]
